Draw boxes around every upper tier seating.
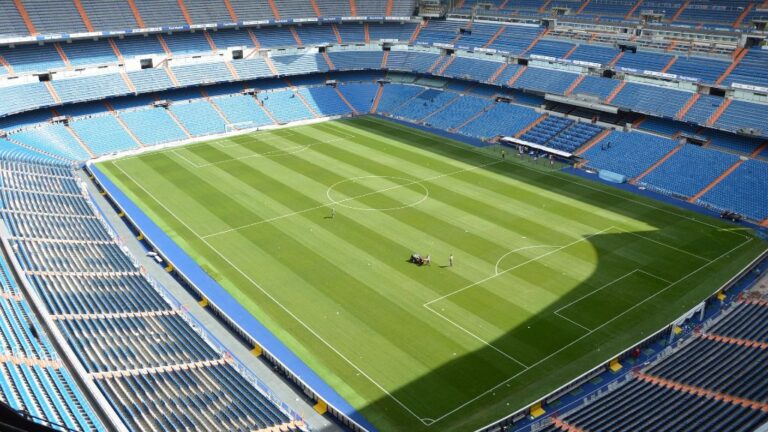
[328,51,384,71]
[228,0,276,22]
[724,49,768,88]
[715,100,768,135]
[133,0,187,27]
[183,0,234,24]
[0,83,55,118]
[272,53,329,75]
[514,67,579,95]
[0,44,65,74]
[60,40,118,67]
[52,75,132,104]
[442,56,502,82]
[314,0,350,17]
[610,83,692,119]
[0,1,29,37]
[80,0,138,31]
[22,0,87,34]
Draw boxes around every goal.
[226,121,257,133]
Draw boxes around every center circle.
[326,176,429,211]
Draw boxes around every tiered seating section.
[0,235,101,430]
[2,22,765,147]
[0,154,301,432]
[454,0,764,30]
[544,298,768,432]
[0,4,767,431]
[0,0,417,37]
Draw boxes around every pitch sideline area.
[97,116,766,432]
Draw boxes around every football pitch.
[98,116,766,431]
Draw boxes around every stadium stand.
[118,108,189,145]
[460,102,542,139]
[70,115,140,155]
[545,296,768,432]
[0,246,102,431]
[259,89,314,123]
[0,153,302,432]
[581,130,681,178]
[0,1,767,430]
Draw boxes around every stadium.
[0,0,767,431]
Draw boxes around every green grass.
[98,116,766,431]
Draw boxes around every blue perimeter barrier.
[88,163,377,432]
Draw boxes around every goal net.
[226,121,257,133]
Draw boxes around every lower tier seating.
[0,154,299,432]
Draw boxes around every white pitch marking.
[171,149,205,169]
[424,303,530,369]
[325,175,430,211]
[425,227,615,307]
[554,311,592,332]
[494,245,559,275]
[612,225,713,262]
